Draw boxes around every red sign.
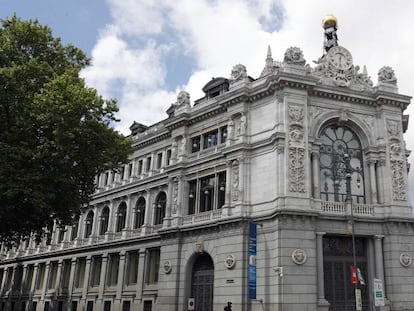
[350,265,357,284]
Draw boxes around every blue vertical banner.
[248,222,257,299]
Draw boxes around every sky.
[3,0,414,203]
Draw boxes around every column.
[376,159,386,204]
[165,178,174,225]
[141,192,152,236]
[0,266,8,295]
[81,256,92,300]
[67,259,77,300]
[123,163,130,183]
[374,235,386,297]
[131,158,138,179]
[222,161,232,216]
[20,264,29,295]
[40,262,50,301]
[312,150,320,198]
[115,251,127,307]
[96,254,109,309]
[134,250,146,308]
[368,160,378,204]
[55,260,63,294]
[76,214,85,245]
[316,232,329,310]
[29,263,39,299]
[91,205,100,239]
[123,195,134,237]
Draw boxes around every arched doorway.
[191,253,214,311]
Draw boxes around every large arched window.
[319,124,365,203]
[116,202,127,232]
[84,211,94,238]
[154,192,166,225]
[100,206,110,235]
[134,197,146,229]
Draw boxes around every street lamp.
[344,153,360,311]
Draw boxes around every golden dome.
[322,14,337,29]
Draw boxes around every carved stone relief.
[229,64,248,84]
[172,178,179,214]
[386,118,406,200]
[288,105,306,193]
[232,160,240,201]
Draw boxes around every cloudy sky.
[3,0,414,203]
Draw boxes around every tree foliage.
[0,15,133,244]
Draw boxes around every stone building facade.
[1,17,414,311]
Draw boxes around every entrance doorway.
[191,253,214,311]
[323,236,369,311]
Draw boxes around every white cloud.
[83,0,414,202]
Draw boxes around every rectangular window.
[87,301,94,311]
[47,261,58,289]
[220,126,228,144]
[90,256,102,287]
[71,301,77,311]
[105,172,109,185]
[36,263,46,290]
[0,268,3,289]
[104,301,111,311]
[146,157,152,172]
[191,136,201,153]
[143,301,152,311]
[188,171,226,214]
[156,153,162,169]
[61,260,71,290]
[125,251,139,285]
[166,150,172,166]
[138,160,143,175]
[122,301,131,311]
[146,248,160,284]
[203,129,218,149]
[74,258,86,288]
[44,301,50,311]
[128,163,133,178]
[58,301,63,311]
[107,253,120,287]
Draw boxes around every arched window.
[71,216,79,241]
[84,211,94,238]
[100,206,110,235]
[319,124,365,203]
[154,192,166,225]
[134,197,146,229]
[116,202,127,232]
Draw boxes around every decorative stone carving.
[399,253,412,267]
[378,66,397,84]
[172,178,179,214]
[231,160,240,201]
[284,47,306,66]
[224,254,236,269]
[288,105,306,193]
[175,90,191,108]
[194,240,204,253]
[163,260,172,274]
[229,64,248,84]
[288,147,306,193]
[292,249,307,265]
[391,159,407,201]
[387,120,400,138]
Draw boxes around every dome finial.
[322,14,338,53]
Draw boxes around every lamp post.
[344,153,360,311]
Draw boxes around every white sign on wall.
[373,278,385,307]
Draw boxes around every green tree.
[0,15,133,244]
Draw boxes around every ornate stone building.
[1,15,413,311]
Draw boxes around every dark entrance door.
[323,236,369,311]
[191,253,214,311]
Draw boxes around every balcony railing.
[182,210,223,225]
[320,201,375,216]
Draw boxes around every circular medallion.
[292,249,307,265]
[399,253,412,267]
[163,260,172,274]
[224,254,236,269]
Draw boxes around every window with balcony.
[154,192,166,225]
[116,202,127,232]
[134,197,145,229]
[191,126,227,153]
[319,124,365,203]
[188,172,226,214]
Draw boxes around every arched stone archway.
[190,253,214,311]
